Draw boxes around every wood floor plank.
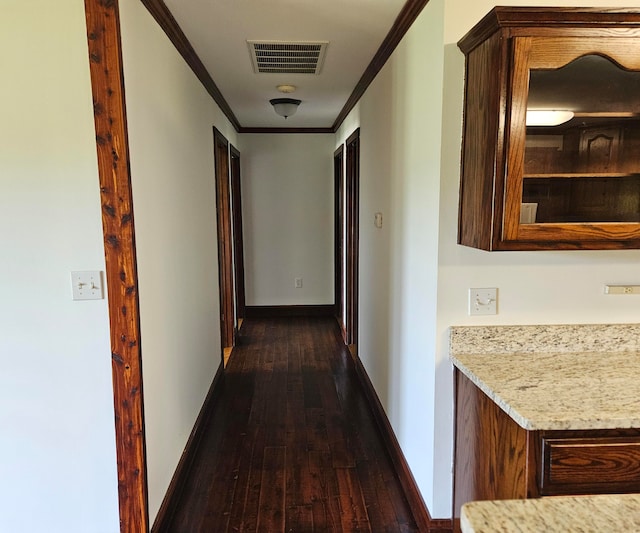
[236,427,266,532]
[327,412,355,469]
[335,467,372,532]
[164,317,420,533]
[223,430,255,532]
[264,369,288,447]
[302,360,323,408]
[284,503,314,532]
[357,459,402,533]
[256,446,286,533]
[308,450,343,533]
[284,443,310,509]
[196,449,236,532]
[305,407,330,453]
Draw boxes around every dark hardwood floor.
[162,316,421,532]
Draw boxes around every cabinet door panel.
[541,437,640,495]
[506,37,640,240]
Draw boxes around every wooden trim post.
[84,1,149,530]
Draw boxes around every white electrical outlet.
[295,277,303,289]
[469,288,497,315]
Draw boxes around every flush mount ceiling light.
[270,98,301,119]
[526,109,575,127]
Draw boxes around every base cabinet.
[453,371,640,531]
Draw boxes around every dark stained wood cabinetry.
[540,436,640,495]
[457,8,640,250]
[453,371,640,530]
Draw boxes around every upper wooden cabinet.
[457,8,640,250]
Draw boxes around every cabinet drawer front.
[541,437,640,495]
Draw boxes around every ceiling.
[160,0,409,129]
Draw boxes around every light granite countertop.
[461,493,640,533]
[449,324,640,431]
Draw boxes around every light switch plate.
[71,271,104,300]
[469,288,497,315]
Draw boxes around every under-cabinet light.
[526,110,574,127]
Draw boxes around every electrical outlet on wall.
[605,285,640,295]
[295,277,303,289]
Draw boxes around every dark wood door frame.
[213,128,235,362]
[84,0,149,530]
[345,129,360,349]
[230,145,246,330]
[333,145,345,334]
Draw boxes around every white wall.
[337,0,640,520]
[0,2,119,532]
[119,0,238,521]
[335,0,445,516]
[240,134,335,306]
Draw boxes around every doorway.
[230,144,246,335]
[345,129,360,351]
[213,128,234,365]
[334,145,345,335]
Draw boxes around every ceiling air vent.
[247,40,328,75]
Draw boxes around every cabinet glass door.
[524,54,640,224]
[505,37,640,242]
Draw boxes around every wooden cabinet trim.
[459,7,640,55]
[528,37,640,70]
[540,435,640,495]
[503,37,531,241]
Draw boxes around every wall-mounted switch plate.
[71,271,104,300]
[469,288,497,315]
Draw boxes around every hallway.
[162,317,420,532]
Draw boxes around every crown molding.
[140,0,242,131]
[239,127,334,134]
[332,0,430,131]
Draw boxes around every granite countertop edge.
[451,353,537,430]
[451,351,640,431]
[449,323,640,431]
[460,493,640,533]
